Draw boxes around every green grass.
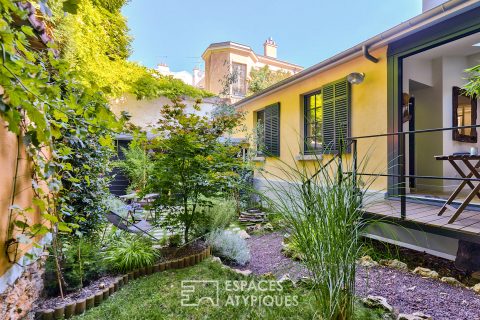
[74,259,386,320]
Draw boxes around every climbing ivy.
[0,0,126,257]
[132,71,213,100]
[46,0,212,99]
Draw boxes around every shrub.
[44,236,107,296]
[207,230,250,265]
[168,234,182,248]
[104,235,159,272]
[195,198,237,236]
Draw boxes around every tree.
[145,99,244,242]
[248,65,291,95]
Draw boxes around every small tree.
[146,99,244,242]
[248,65,291,95]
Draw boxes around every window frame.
[303,90,323,155]
[231,62,247,97]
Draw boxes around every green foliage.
[465,65,480,97]
[48,0,212,100]
[248,65,291,95]
[44,236,107,296]
[145,99,245,242]
[168,234,182,247]
[57,129,115,235]
[194,197,237,236]
[115,143,154,192]
[104,234,159,272]
[264,150,374,319]
[49,0,133,95]
[91,0,129,11]
[132,72,213,100]
[0,0,126,245]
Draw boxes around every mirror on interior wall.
[452,86,477,143]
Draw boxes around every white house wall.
[110,94,218,128]
[441,55,480,188]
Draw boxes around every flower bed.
[35,246,211,319]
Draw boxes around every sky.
[122,0,423,73]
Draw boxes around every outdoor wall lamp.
[347,72,365,85]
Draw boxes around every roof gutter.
[362,45,379,63]
[234,0,480,108]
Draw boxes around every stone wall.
[0,234,51,320]
[0,254,46,320]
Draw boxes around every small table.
[435,154,480,223]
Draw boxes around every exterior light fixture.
[347,72,365,85]
[473,42,480,47]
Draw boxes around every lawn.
[74,259,385,320]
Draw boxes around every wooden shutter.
[263,103,280,156]
[322,79,350,154]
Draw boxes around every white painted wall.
[110,94,221,129]
[403,56,442,192]
[402,58,433,93]
[412,58,444,192]
[403,52,480,192]
[441,56,473,182]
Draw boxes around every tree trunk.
[184,225,189,243]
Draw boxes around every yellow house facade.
[235,46,389,192]
[234,0,480,262]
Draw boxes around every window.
[232,63,247,97]
[453,86,477,143]
[256,103,280,156]
[304,91,323,154]
[303,79,350,154]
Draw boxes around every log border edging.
[36,246,211,319]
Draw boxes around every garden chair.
[105,211,159,241]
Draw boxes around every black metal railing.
[348,124,480,220]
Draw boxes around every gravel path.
[243,232,480,320]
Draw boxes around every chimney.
[264,37,277,59]
[156,63,170,75]
[422,0,449,12]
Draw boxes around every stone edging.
[35,246,212,319]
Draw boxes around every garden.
[2,1,480,320]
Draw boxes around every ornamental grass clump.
[264,150,374,320]
[104,234,159,272]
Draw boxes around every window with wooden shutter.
[322,79,350,154]
[256,103,280,156]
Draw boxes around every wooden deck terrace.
[362,198,480,244]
